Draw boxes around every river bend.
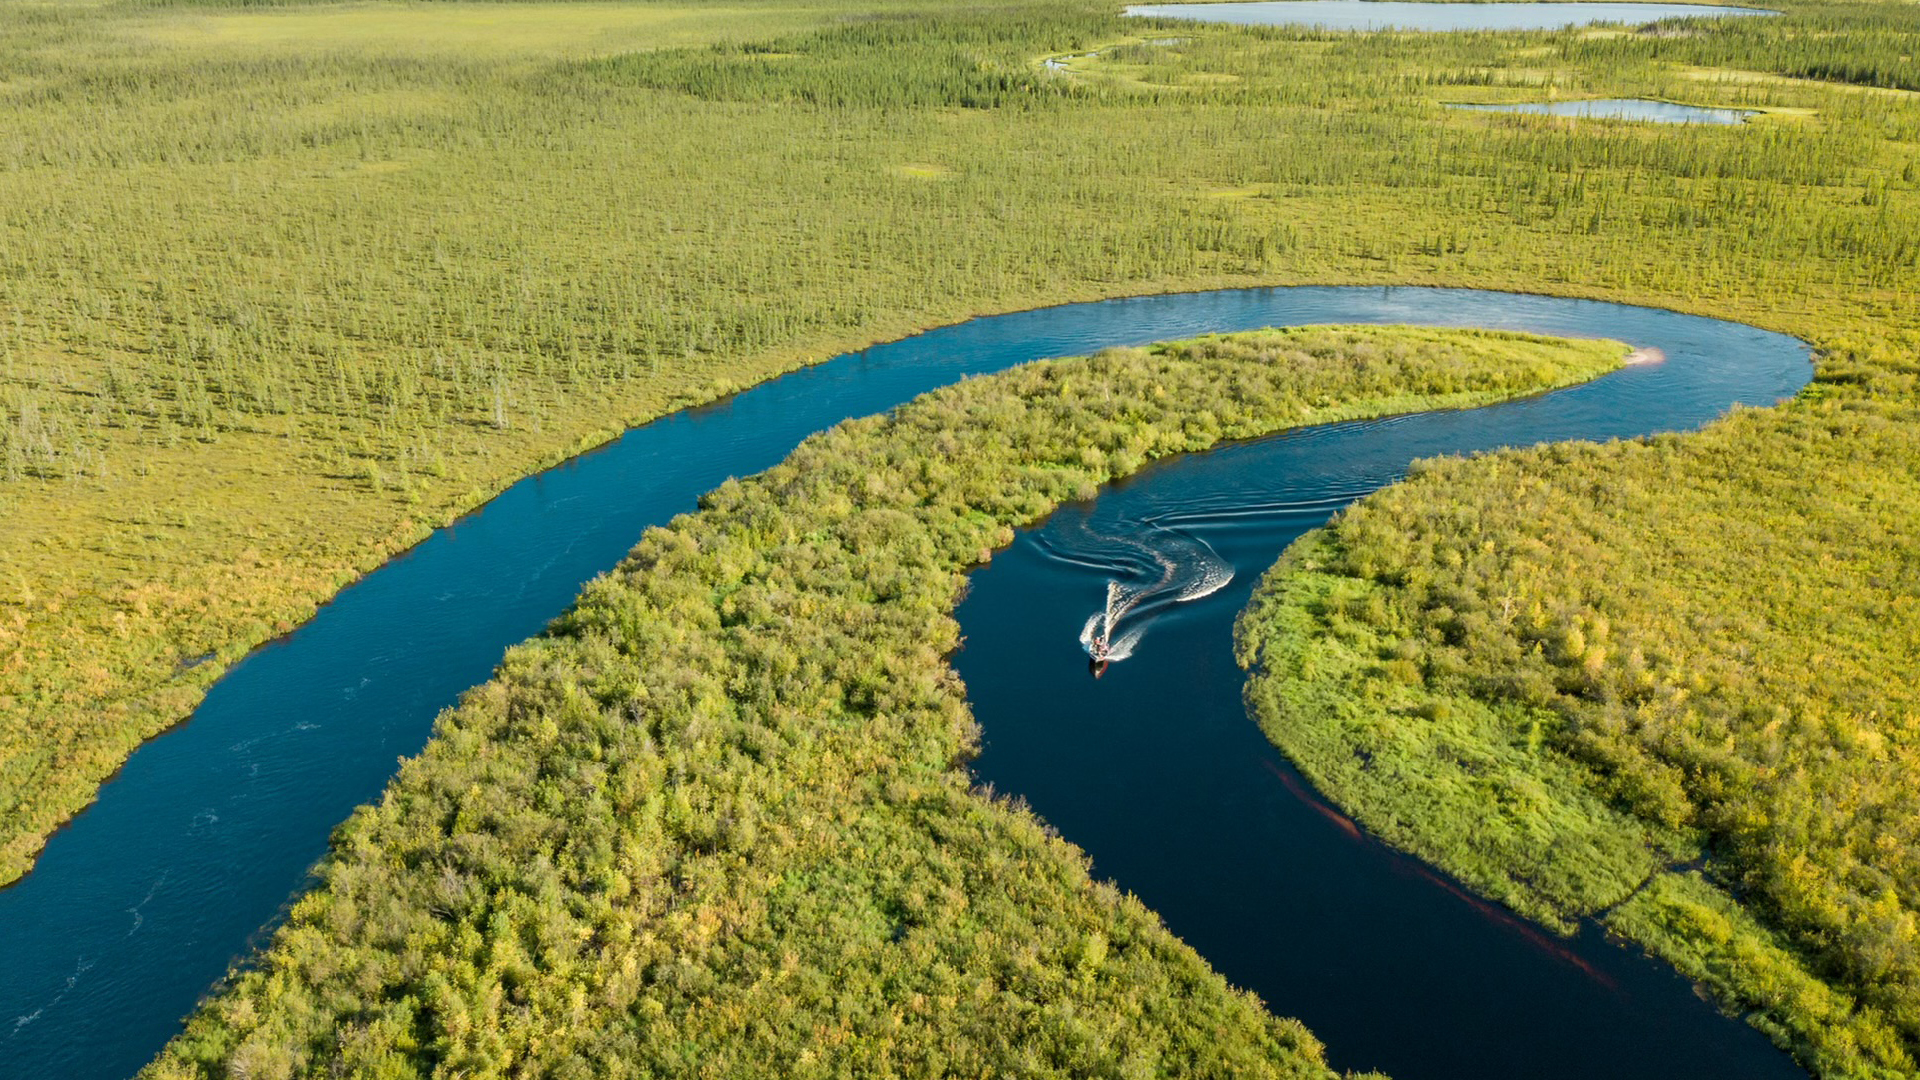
[0,288,1809,1079]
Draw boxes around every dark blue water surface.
[956,297,1811,1080]
[0,288,1809,1080]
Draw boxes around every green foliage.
[1566,4,1920,93]
[1239,393,1920,1077]
[0,0,1915,1007]
[588,8,1110,108]
[1610,872,1915,1078]
[0,1,1911,1076]
[140,326,1615,1079]
[1237,532,1691,934]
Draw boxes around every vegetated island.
[143,326,1623,1079]
[1237,376,1920,1078]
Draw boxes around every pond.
[1124,1,1778,32]
[0,287,1808,1080]
[1452,98,1757,123]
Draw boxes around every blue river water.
[1124,1,1778,31]
[1453,98,1757,124]
[956,297,1812,1080]
[0,288,1809,1079]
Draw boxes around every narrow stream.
[0,288,1808,1079]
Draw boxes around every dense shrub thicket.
[144,326,1621,1079]
[1239,391,1920,1078]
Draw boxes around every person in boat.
[1088,633,1110,678]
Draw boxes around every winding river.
[0,288,1809,1080]
[955,299,1811,1079]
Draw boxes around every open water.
[0,288,1809,1079]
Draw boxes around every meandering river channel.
[955,300,1811,1079]
[0,288,1809,1079]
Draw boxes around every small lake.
[1124,1,1778,31]
[0,287,1808,1080]
[1453,98,1757,123]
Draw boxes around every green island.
[141,326,1622,1078]
[0,0,1915,1074]
[1238,394,1920,1074]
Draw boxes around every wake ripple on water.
[1038,515,1234,666]
[1043,465,1386,669]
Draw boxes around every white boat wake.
[1052,520,1233,670]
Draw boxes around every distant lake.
[1124,1,1778,31]
[1453,98,1757,123]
